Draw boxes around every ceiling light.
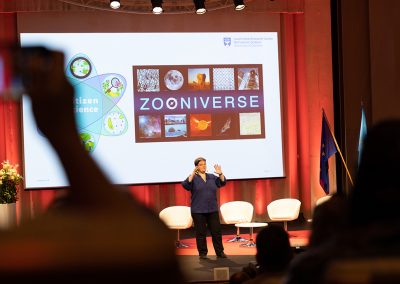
[151,0,163,14]
[110,0,120,9]
[194,0,206,14]
[234,0,245,11]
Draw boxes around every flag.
[319,113,338,194]
[358,105,367,166]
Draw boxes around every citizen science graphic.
[66,54,128,152]
[133,64,265,143]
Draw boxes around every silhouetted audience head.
[256,224,293,273]
[309,193,348,247]
[349,119,400,227]
[230,271,251,284]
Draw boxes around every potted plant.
[0,160,23,229]
[0,160,23,203]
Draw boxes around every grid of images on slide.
[133,65,265,143]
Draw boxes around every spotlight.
[151,0,163,14]
[110,0,120,9]
[193,0,206,14]
[234,0,245,10]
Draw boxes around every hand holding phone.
[0,45,54,100]
[22,48,76,140]
[0,45,22,99]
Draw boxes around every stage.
[175,225,310,282]
[178,255,256,283]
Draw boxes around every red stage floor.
[175,230,310,256]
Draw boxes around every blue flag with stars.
[319,113,338,194]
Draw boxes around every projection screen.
[18,11,284,188]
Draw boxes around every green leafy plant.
[0,161,23,204]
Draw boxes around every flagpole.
[322,109,354,186]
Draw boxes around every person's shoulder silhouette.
[285,119,400,284]
[350,119,400,227]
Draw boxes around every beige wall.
[339,0,400,193]
[369,0,400,122]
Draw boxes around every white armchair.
[267,198,301,231]
[316,195,332,206]
[159,206,193,248]
[220,201,254,242]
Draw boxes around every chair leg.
[284,221,297,238]
[240,226,256,247]
[227,226,248,242]
[175,229,189,248]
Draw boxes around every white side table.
[235,222,268,247]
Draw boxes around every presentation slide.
[20,32,283,188]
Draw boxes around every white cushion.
[267,198,301,221]
[159,206,193,229]
[220,201,254,224]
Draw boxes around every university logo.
[223,37,231,47]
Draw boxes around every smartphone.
[0,45,51,100]
[0,45,21,99]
